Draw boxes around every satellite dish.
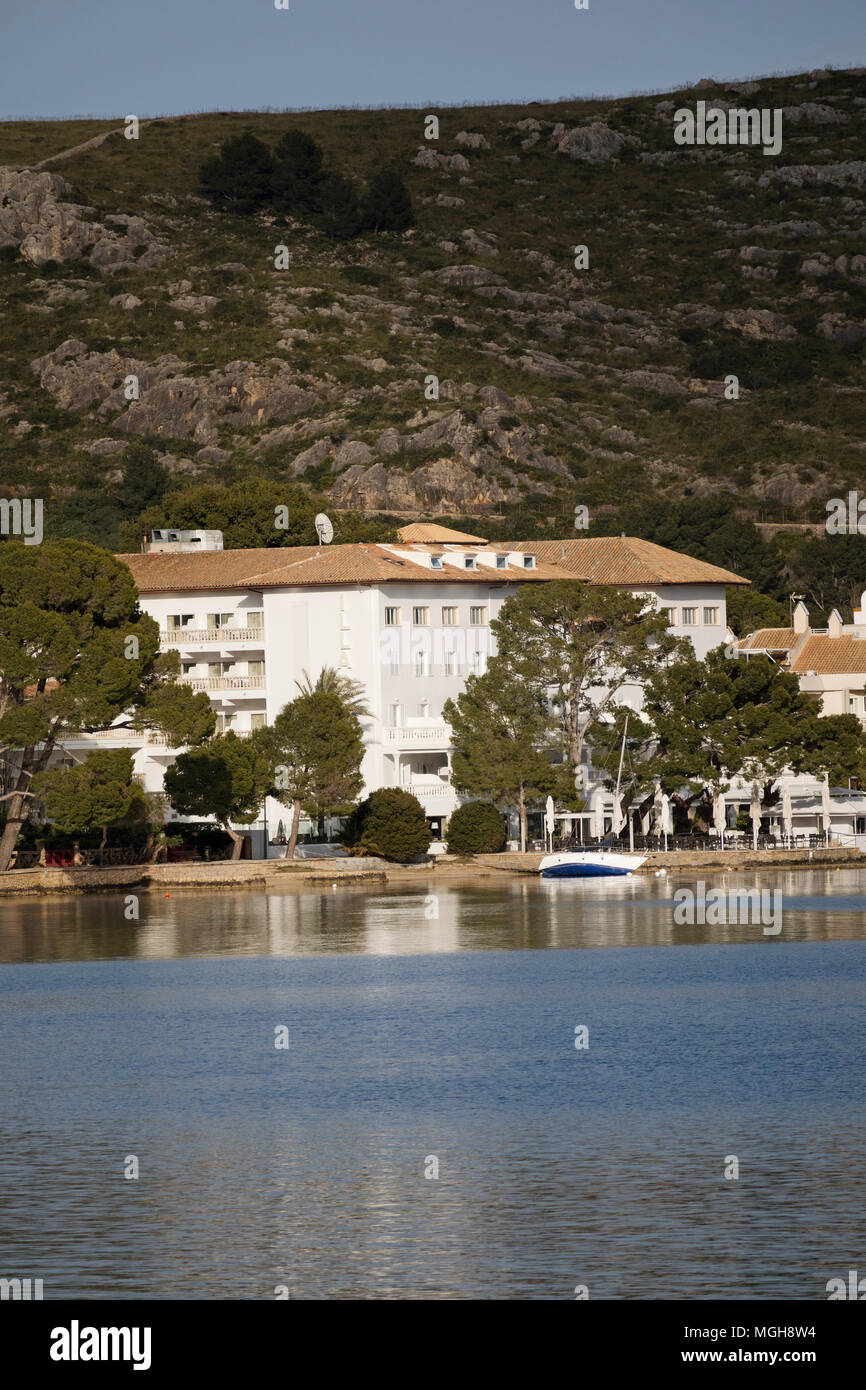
[315,513,334,545]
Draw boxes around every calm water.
[1,868,865,1300]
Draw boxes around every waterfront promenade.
[0,845,861,895]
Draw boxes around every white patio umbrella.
[712,789,727,847]
[660,793,673,849]
[781,784,793,845]
[653,782,663,836]
[750,782,762,851]
[544,795,555,851]
[821,774,832,841]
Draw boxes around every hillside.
[1,66,866,552]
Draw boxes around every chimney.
[827,608,843,638]
[793,600,809,635]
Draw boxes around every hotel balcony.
[185,675,265,693]
[162,625,265,649]
[385,723,452,750]
[63,727,175,746]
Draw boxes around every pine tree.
[444,654,567,851]
[198,130,275,213]
[315,173,362,240]
[363,169,415,232]
[272,130,325,214]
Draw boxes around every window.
[496,554,507,570]
[441,606,458,626]
[414,650,428,677]
[522,554,535,569]
[419,701,430,719]
[215,713,235,732]
[412,605,430,626]
[208,661,233,677]
[661,607,678,625]
[703,607,720,626]
[207,612,233,630]
[681,607,698,625]
[384,606,401,626]
[469,605,487,626]
[389,653,400,676]
[248,662,265,680]
[464,555,476,570]
[247,611,263,629]
[430,554,443,570]
[250,713,266,730]
[470,649,487,674]
[444,651,456,676]
[390,703,401,728]
[167,614,194,629]
[850,695,863,713]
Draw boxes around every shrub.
[199,131,275,213]
[446,801,507,854]
[341,788,430,862]
[272,130,326,215]
[315,173,363,240]
[363,169,415,232]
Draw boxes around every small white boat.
[539,849,647,879]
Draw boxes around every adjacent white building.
[63,524,747,855]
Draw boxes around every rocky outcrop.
[550,121,640,162]
[31,339,333,441]
[0,167,168,270]
[330,457,515,512]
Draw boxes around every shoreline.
[0,845,862,896]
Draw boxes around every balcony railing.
[62,728,174,745]
[162,626,265,645]
[386,724,451,746]
[409,780,455,799]
[185,675,265,692]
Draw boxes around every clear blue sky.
[2,0,863,119]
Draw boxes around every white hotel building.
[65,524,746,855]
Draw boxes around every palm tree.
[293,667,370,842]
[295,666,371,719]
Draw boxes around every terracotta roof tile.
[739,627,797,651]
[790,634,866,675]
[396,522,489,543]
[118,543,558,592]
[513,537,750,586]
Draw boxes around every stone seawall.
[0,846,861,895]
[475,847,864,874]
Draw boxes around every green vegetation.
[445,800,507,855]
[164,729,273,859]
[341,787,430,862]
[32,748,147,850]
[263,688,365,857]
[0,539,210,871]
[1,70,865,617]
[444,653,566,850]
[492,580,677,792]
[643,647,864,793]
[198,128,413,239]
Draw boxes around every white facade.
[62,536,735,855]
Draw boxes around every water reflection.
[1,867,865,963]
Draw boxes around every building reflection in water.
[0,867,865,963]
